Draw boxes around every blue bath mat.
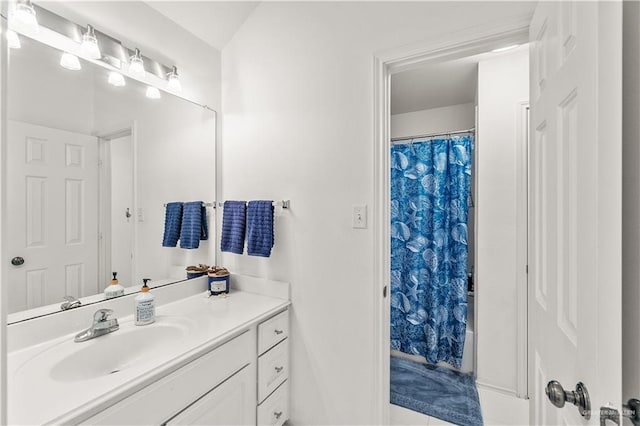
[390,356,483,426]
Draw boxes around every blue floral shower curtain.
[390,135,473,368]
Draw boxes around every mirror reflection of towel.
[162,202,183,247]
[247,200,274,257]
[180,201,208,249]
[221,201,247,254]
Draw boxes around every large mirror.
[6,33,216,321]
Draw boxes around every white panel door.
[7,121,99,313]
[529,2,622,424]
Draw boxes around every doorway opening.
[98,127,136,290]
[374,30,531,426]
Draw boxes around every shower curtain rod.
[391,127,475,143]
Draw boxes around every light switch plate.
[353,205,367,229]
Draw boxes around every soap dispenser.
[135,278,155,326]
[104,272,125,299]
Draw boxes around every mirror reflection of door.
[99,131,134,290]
[7,121,99,313]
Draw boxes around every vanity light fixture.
[9,0,39,35]
[166,66,182,93]
[81,24,101,60]
[60,52,81,71]
[7,30,21,49]
[108,71,126,87]
[145,85,161,99]
[129,48,145,77]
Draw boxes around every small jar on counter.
[186,264,209,279]
[208,266,230,296]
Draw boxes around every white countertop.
[8,289,290,425]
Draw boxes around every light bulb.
[81,25,101,60]
[146,86,161,100]
[166,66,182,93]
[9,0,39,35]
[108,71,125,87]
[7,30,20,49]
[60,52,81,71]
[129,48,145,77]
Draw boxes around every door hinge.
[383,286,388,298]
[526,265,529,274]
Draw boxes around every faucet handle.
[93,309,114,323]
[60,295,81,310]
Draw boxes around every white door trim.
[372,19,530,424]
[0,12,8,426]
[516,102,530,399]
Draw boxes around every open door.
[529,1,622,424]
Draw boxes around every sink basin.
[50,321,188,382]
[12,315,195,384]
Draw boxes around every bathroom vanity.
[7,276,290,425]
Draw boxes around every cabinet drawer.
[257,381,289,426]
[258,339,289,403]
[258,310,289,354]
[83,330,255,425]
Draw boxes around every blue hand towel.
[246,200,274,257]
[180,201,208,249]
[221,201,247,254]
[162,202,183,247]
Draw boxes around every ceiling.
[391,46,528,115]
[391,59,477,115]
[145,1,260,50]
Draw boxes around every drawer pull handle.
[274,411,283,419]
[274,329,284,335]
[275,366,284,373]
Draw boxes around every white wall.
[390,103,476,139]
[622,0,640,403]
[476,48,528,394]
[7,39,95,134]
[220,2,535,424]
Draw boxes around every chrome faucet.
[74,309,119,343]
[60,295,81,310]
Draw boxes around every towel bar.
[163,202,214,208]
[216,200,290,209]
[164,200,290,209]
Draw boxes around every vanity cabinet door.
[166,363,256,426]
